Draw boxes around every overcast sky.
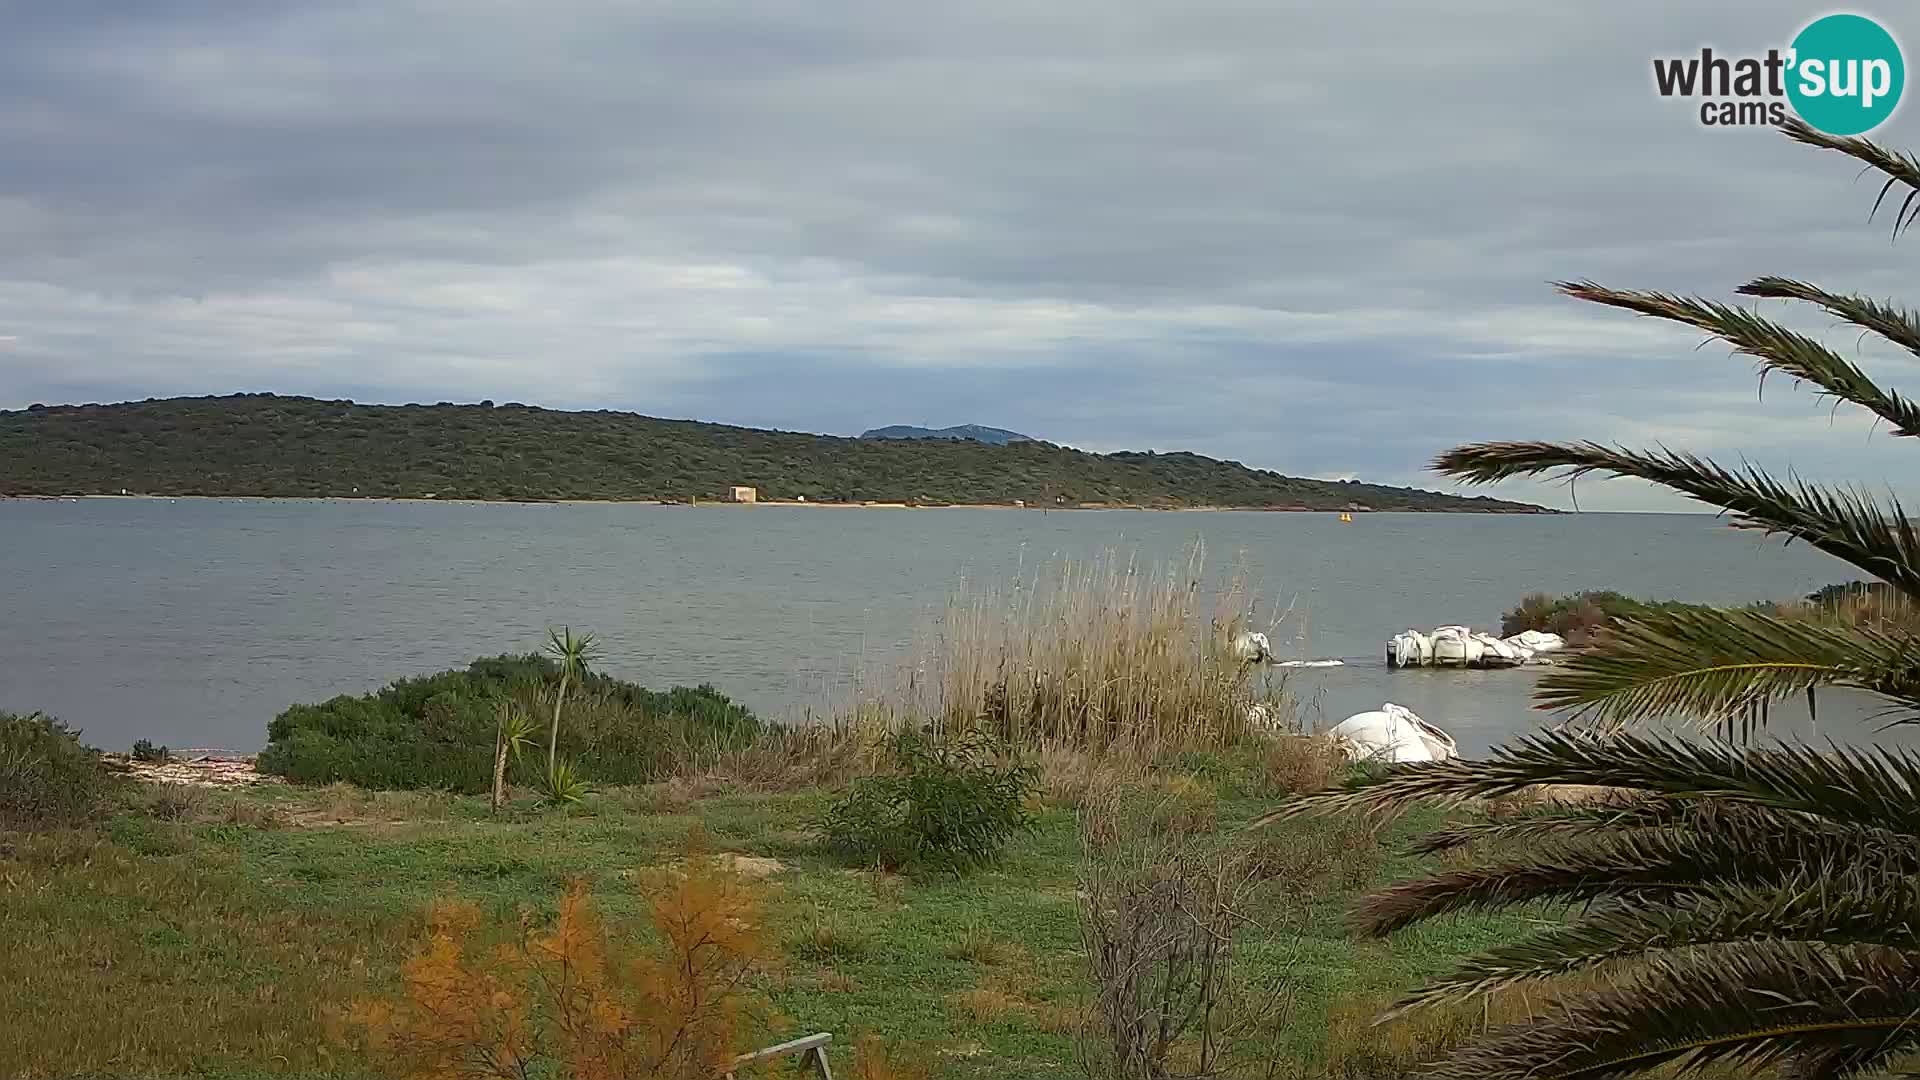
[5,2,1920,509]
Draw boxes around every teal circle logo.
[1787,14,1904,135]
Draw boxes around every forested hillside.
[0,394,1545,511]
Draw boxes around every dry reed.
[910,542,1295,753]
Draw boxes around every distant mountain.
[860,424,1033,445]
[0,394,1549,512]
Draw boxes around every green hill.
[0,394,1546,511]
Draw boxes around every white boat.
[1386,629,1432,669]
[1473,632,1528,667]
[1507,629,1567,656]
[1328,704,1458,763]
[1385,625,1567,669]
[1429,625,1481,667]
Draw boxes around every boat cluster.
[1386,626,1565,669]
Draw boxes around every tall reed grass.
[699,544,1301,788]
[907,542,1294,753]
[1785,581,1920,634]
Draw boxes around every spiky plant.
[490,699,536,812]
[1269,734,1920,1080]
[538,757,591,806]
[541,626,600,777]
[1263,120,1920,1080]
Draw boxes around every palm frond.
[1533,605,1920,729]
[1357,805,1909,936]
[1257,731,1920,837]
[1419,942,1920,1080]
[1781,116,1920,238]
[1557,281,1920,437]
[1392,868,1920,1013]
[1740,276,1920,363]
[1406,798,1686,856]
[1435,441,1920,600]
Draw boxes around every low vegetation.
[1077,786,1301,1078]
[818,729,1039,871]
[257,652,760,792]
[0,710,118,829]
[0,393,1545,510]
[130,737,172,763]
[345,856,786,1080]
[1503,581,1920,647]
[0,739,1548,1079]
[1498,590,1706,644]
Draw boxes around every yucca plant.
[1264,119,1920,1080]
[539,757,591,806]
[490,699,536,812]
[542,626,600,775]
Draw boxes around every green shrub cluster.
[1498,590,1708,642]
[256,654,760,792]
[818,730,1039,871]
[131,739,171,763]
[0,711,118,829]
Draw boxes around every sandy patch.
[1526,783,1633,806]
[114,752,280,789]
[637,854,789,881]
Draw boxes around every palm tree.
[1267,119,1920,1080]
[542,626,600,777]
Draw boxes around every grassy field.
[0,751,1540,1080]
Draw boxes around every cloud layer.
[5,1,1920,509]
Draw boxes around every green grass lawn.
[0,763,1540,1079]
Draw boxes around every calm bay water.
[0,498,1905,755]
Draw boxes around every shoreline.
[3,492,1558,513]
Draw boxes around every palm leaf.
[1407,798,1683,855]
[1780,116,1920,238]
[1534,605,1920,729]
[1739,276,1920,364]
[1393,867,1920,1013]
[1419,941,1920,1080]
[1257,731,1920,837]
[1435,441,1920,600]
[1356,806,1911,936]
[1557,280,1920,438]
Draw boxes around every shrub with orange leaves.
[342,857,776,1080]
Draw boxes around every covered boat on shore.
[1327,703,1457,763]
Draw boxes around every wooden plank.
[724,1032,832,1078]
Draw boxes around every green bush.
[818,730,1039,871]
[257,654,760,792]
[1499,590,1709,642]
[131,739,171,763]
[0,712,117,829]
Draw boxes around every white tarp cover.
[1387,626,1568,667]
[1328,703,1459,763]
